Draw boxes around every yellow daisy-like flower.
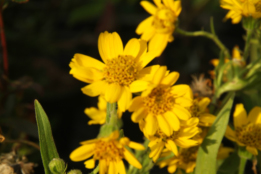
[70,131,145,174]
[220,0,261,24]
[69,31,156,112]
[84,96,122,125]
[136,0,182,56]
[157,144,234,173]
[129,66,193,137]
[188,97,216,127]
[140,117,200,162]
[226,103,261,155]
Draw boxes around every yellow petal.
[81,81,107,97]
[246,146,258,156]
[175,97,192,107]
[217,147,234,159]
[164,111,180,131]
[118,86,132,112]
[152,66,167,85]
[175,138,198,148]
[130,80,150,93]
[157,115,172,136]
[128,141,145,150]
[145,113,158,135]
[141,27,156,41]
[109,161,116,174]
[123,148,142,169]
[168,164,177,173]
[171,84,193,97]
[173,104,191,120]
[199,113,216,127]
[70,66,103,83]
[149,141,165,162]
[161,71,179,86]
[84,158,95,169]
[70,144,95,161]
[123,38,140,58]
[137,51,157,69]
[80,139,99,145]
[136,16,154,35]
[153,0,163,8]
[171,0,182,15]
[117,160,126,174]
[233,103,248,127]
[129,96,143,112]
[225,126,237,142]
[105,83,123,103]
[140,1,157,15]
[99,159,107,174]
[72,53,105,69]
[248,106,261,124]
[98,96,107,110]
[198,97,211,112]
[131,107,147,123]
[149,33,169,56]
[166,140,178,155]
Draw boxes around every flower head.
[70,131,145,174]
[226,104,261,155]
[84,96,122,125]
[69,31,156,111]
[220,0,261,23]
[136,0,182,56]
[129,66,193,137]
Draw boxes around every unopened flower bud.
[67,169,82,174]
[48,158,66,174]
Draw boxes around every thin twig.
[4,139,40,150]
[0,4,8,76]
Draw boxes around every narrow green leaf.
[195,92,235,174]
[217,151,240,174]
[34,99,59,174]
[12,0,29,3]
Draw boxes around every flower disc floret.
[103,55,138,86]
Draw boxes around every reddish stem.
[0,6,8,76]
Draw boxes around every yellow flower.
[226,103,261,155]
[140,117,200,162]
[70,131,145,174]
[136,0,182,56]
[188,97,216,127]
[129,66,193,137]
[220,0,261,23]
[157,144,234,173]
[69,31,156,112]
[84,96,122,125]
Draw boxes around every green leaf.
[34,99,59,174]
[12,0,29,3]
[195,92,235,174]
[217,151,240,174]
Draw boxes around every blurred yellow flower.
[226,104,261,155]
[220,0,261,23]
[188,97,216,127]
[70,131,145,174]
[129,66,193,137]
[157,144,234,173]
[84,96,122,125]
[140,117,200,162]
[136,0,182,56]
[69,31,156,112]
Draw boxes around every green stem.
[243,29,254,61]
[175,28,230,59]
[106,102,117,124]
[238,158,247,174]
[250,39,259,62]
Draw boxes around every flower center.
[189,100,201,118]
[103,55,138,86]
[179,146,198,164]
[153,8,176,35]
[93,140,124,161]
[235,123,261,148]
[155,129,179,142]
[143,86,175,115]
[255,1,261,12]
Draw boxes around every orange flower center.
[235,123,261,148]
[93,140,124,161]
[255,1,261,12]
[179,146,198,164]
[143,86,175,115]
[153,7,176,36]
[189,101,201,118]
[103,55,138,86]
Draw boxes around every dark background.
[1,0,247,173]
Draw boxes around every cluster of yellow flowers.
[68,0,261,174]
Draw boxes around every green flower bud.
[48,158,66,174]
[67,169,82,174]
